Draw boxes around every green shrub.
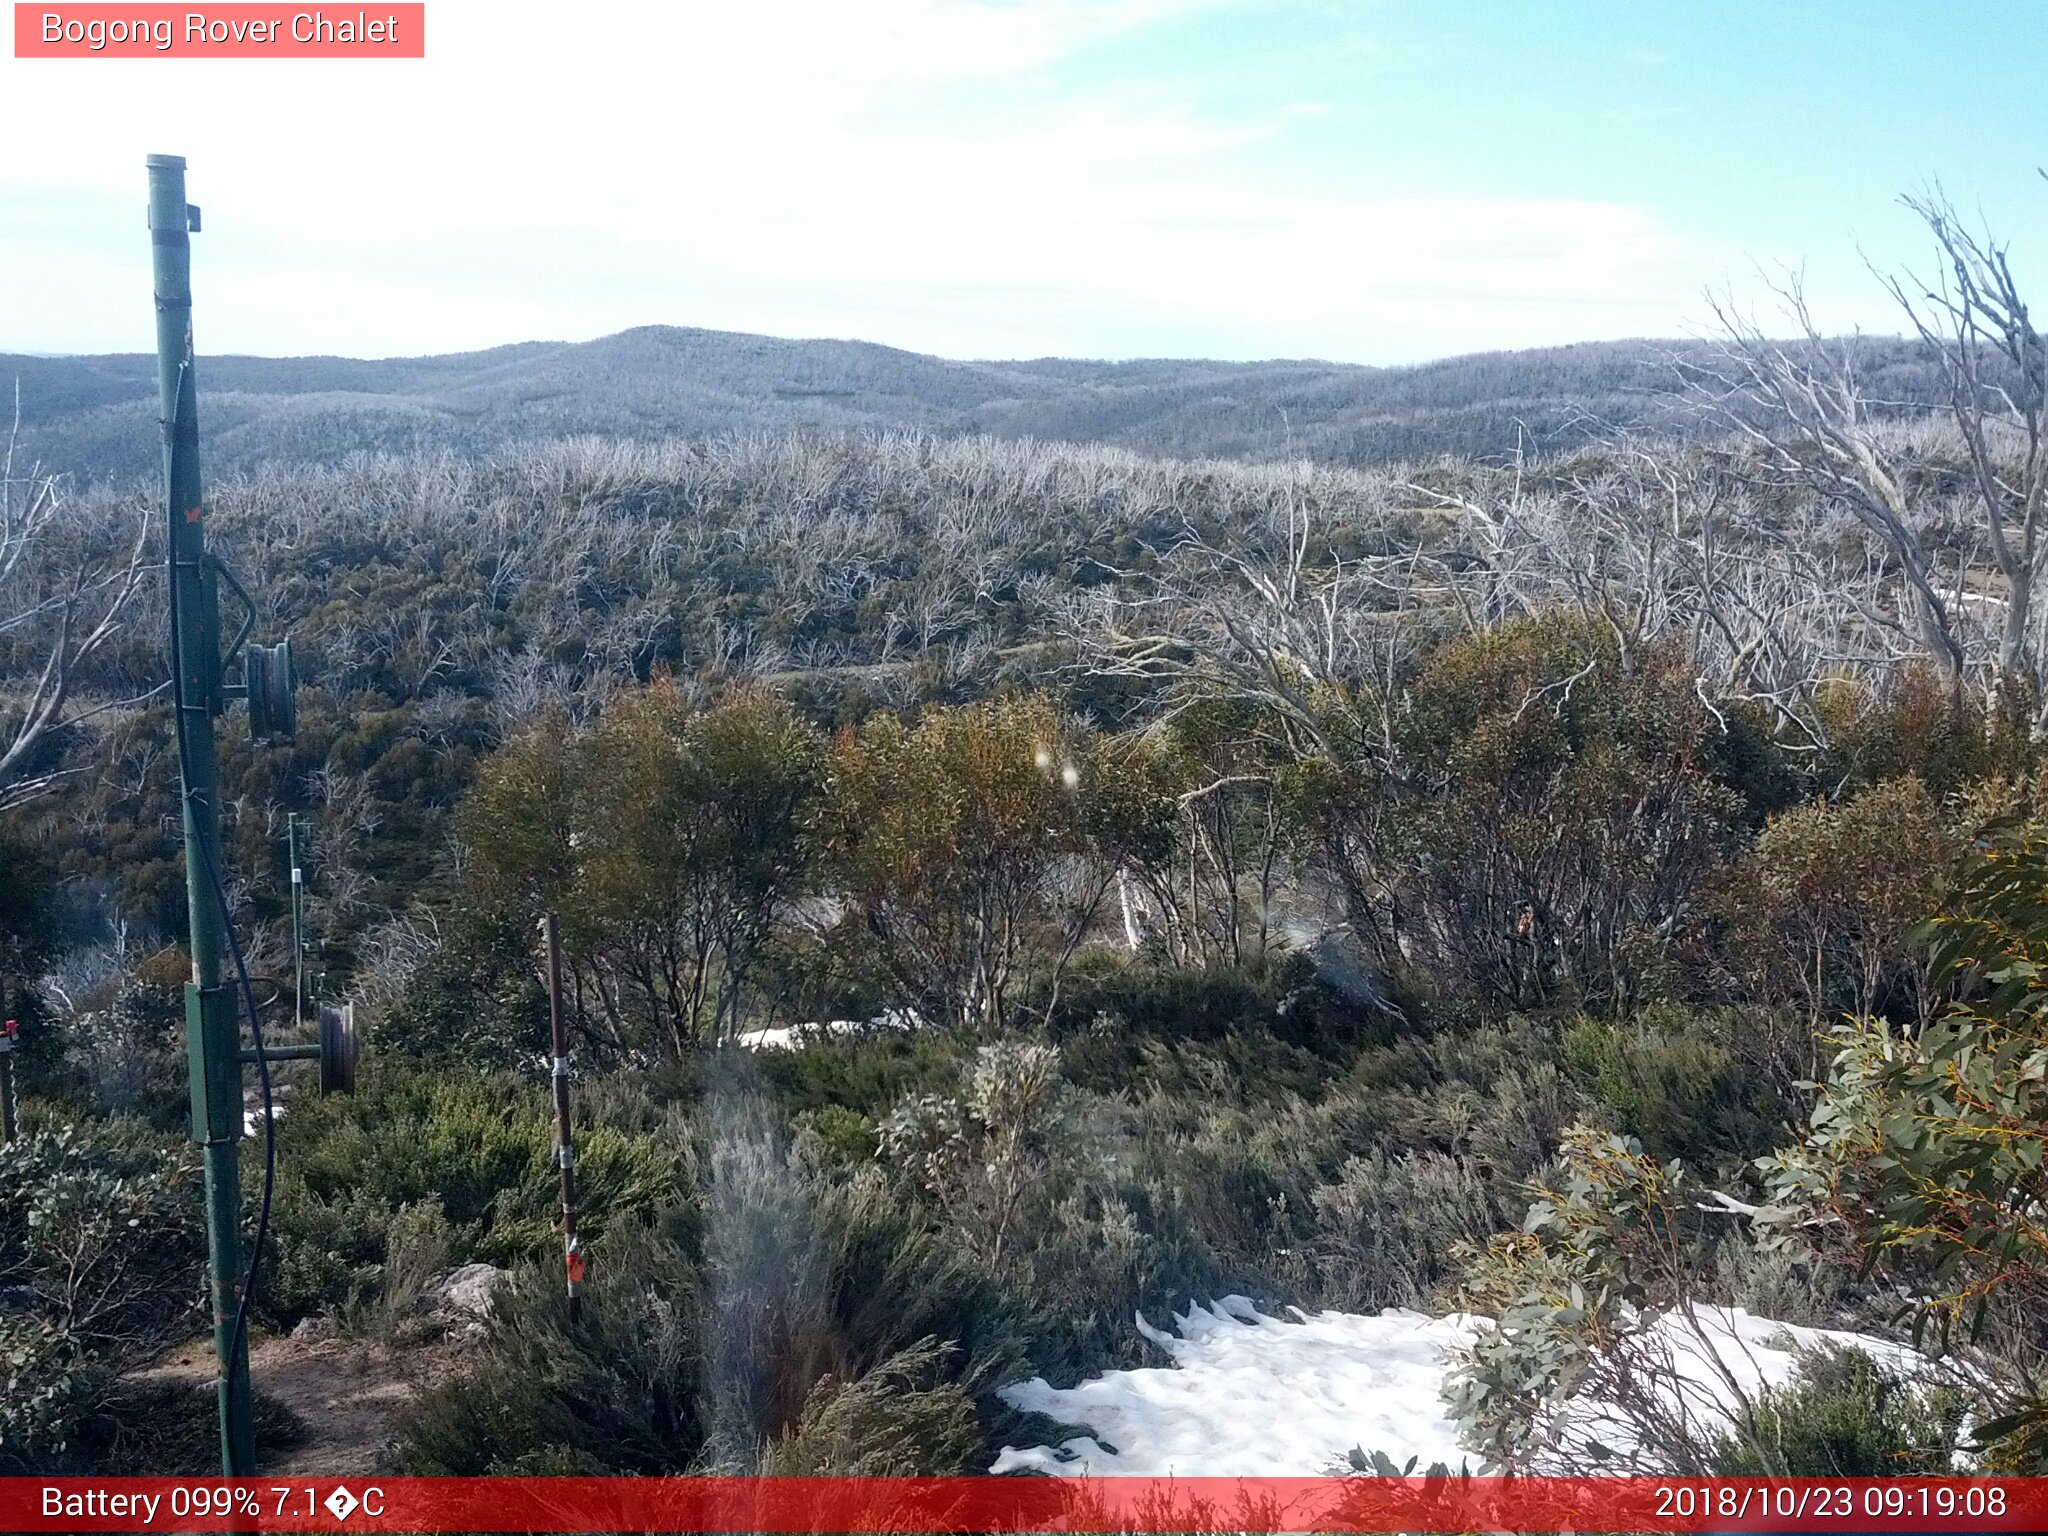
[1446,1125,1710,1472]
[0,1121,201,1469]
[401,1212,707,1473]
[52,972,190,1132]
[375,909,546,1069]
[0,1123,199,1354]
[1715,775,1955,1022]
[1560,1008,1798,1170]
[460,683,823,1056]
[810,695,1145,1030]
[1709,1346,1969,1476]
[265,1063,677,1322]
[878,1041,1067,1273]
[1044,955,1365,1098]
[759,1338,980,1475]
[1759,829,2048,1338]
[1345,1017,1578,1180]
[1712,1233,1844,1330]
[1382,616,1748,1013]
[793,1104,879,1165]
[746,1024,979,1121]
[404,1105,1049,1475]
[1814,662,2033,800]
[1306,1150,1510,1311]
[0,1313,90,1466]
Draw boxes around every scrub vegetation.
[4,185,2047,1476]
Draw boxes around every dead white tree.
[1689,186,2044,716]
[0,386,153,810]
[1061,464,1419,769]
[1882,186,2047,712]
[1692,278,1973,687]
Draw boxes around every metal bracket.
[210,553,257,675]
[184,984,243,1144]
[147,201,201,236]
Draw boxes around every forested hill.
[2,325,1948,482]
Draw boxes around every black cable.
[163,362,277,1423]
[201,832,277,1386]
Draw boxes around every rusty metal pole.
[542,913,583,1321]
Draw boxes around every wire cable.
[201,832,277,1386]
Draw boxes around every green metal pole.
[149,152,256,1477]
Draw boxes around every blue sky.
[2,0,2044,362]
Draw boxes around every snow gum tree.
[461,681,822,1055]
[812,696,1152,1029]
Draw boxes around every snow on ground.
[737,1008,919,1051]
[991,1296,1920,1477]
[242,1099,287,1139]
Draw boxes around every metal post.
[149,152,255,1477]
[0,1016,18,1143]
[542,913,583,1321]
[288,813,305,1031]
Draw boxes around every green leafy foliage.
[1716,774,1956,1021]
[878,1041,1068,1273]
[404,1108,1042,1475]
[0,1124,199,1353]
[264,1063,677,1322]
[1560,1007,1801,1171]
[1444,1125,1703,1473]
[1814,664,2033,801]
[759,1337,981,1475]
[374,908,547,1068]
[1122,700,1286,969]
[401,1213,708,1474]
[463,683,823,1055]
[1759,829,2048,1339]
[0,1313,88,1464]
[1708,1346,1969,1476]
[1291,616,1753,1016]
[813,696,1144,1029]
[1399,619,1747,1012]
[0,1123,199,1467]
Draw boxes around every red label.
[14,4,425,57]
[0,1477,2039,1533]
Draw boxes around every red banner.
[13,4,424,58]
[3,1475,2041,1533]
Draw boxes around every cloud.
[0,0,1747,361]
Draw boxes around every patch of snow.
[991,1297,1918,1477]
[242,1100,287,1139]
[737,1008,920,1051]
[1558,1304,1924,1470]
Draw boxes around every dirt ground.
[125,1330,464,1473]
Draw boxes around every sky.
[3,0,2045,364]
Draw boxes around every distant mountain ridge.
[0,324,1947,482]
